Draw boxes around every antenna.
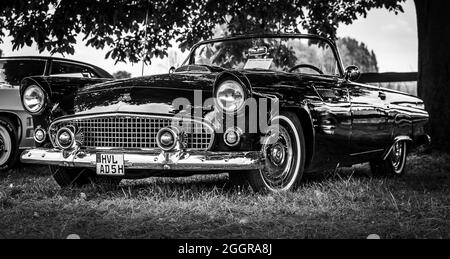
[141,7,149,77]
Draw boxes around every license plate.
[96,154,125,176]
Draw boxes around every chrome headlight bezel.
[55,127,75,150]
[156,127,179,151]
[215,80,246,113]
[22,84,46,114]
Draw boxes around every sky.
[0,0,418,76]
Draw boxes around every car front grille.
[49,114,214,151]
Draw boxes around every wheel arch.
[0,111,22,142]
[282,105,315,169]
[382,135,413,160]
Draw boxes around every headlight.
[55,127,75,149]
[156,127,178,151]
[216,80,245,113]
[22,85,46,114]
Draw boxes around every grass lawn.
[0,152,449,239]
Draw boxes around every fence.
[357,72,418,96]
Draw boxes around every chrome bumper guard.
[21,148,263,171]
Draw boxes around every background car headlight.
[23,85,46,114]
[216,80,245,113]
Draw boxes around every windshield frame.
[183,33,345,78]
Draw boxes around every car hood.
[74,73,217,116]
[73,69,326,117]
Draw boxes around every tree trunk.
[415,0,450,152]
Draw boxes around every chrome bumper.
[20,148,263,171]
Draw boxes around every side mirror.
[344,66,360,81]
[169,66,176,74]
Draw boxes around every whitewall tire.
[230,111,306,193]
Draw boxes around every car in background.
[0,56,113,171]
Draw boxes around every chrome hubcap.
[391,141,406,173]
[261,123,296,190]
[270,144,286,166]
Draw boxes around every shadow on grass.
[0,164,50,181]
[1,152,449,238]
[120,174,233,195]
[303,163,372,184]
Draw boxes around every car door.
[308,77,353,170]
[347,83,391,155]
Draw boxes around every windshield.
[186,36,342,76]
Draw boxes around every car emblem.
[120,93,131,102]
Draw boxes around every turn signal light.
[34,127,46,143]
[224,127,242,147]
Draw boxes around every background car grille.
[50,115,214,151]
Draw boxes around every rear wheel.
[0,116,19,172]
[50,166,122,188]
[370,141,408,177]
[230,112,306,193]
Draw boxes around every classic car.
[0,56,113,171]
[19,34,430,192]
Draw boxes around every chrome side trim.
[20,149,262,171]
[350,149,384,157]
[382,136,413,160]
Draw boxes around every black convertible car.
[19,34,430,192]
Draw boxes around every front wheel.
[230,112,306,193]
[370,141,408,177]
[50,166,122,188]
